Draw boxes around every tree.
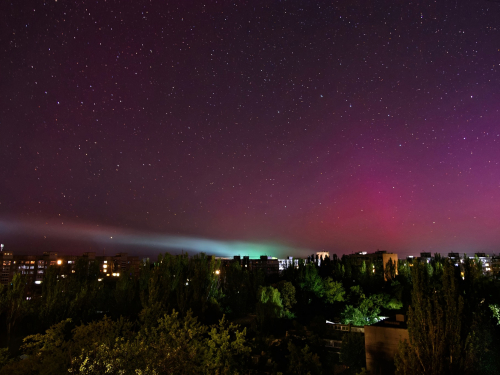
[248,268,266,313]
[114,271,137,315]
[37,259,108,327]
[68,342,130,375]
[397,259,412,283]
[139,252,222,324]
[287,342,322,375]
[299,263,324,300]
[1,273,29,343]
[340,333,366,375]
[491,304,500,325]
[68,310,251,375]
[322,277,345,304]
[38,265,66,326]
[71,316,133,356]
[0,348,13,371]
[394,261,472,375]
[360,261,367,276]
[138,276,166,329]
[342,298,381,326]
[204,316,251,374]
[276,281,297,318]
[70,310,207,374]
[342,286,382,326]
[182,253,221,317]
[256,286,283,329]
[15,318,74,374]
[220,262,249,317]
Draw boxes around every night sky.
[2,1,500,258]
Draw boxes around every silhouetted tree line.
[0,252,498,374]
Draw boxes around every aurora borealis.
[0,219,292,258]
[1,1,500,258]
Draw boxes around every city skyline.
[2,1,500,258]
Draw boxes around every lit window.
[57,260,62,265]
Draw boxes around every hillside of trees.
[0,252,499,374]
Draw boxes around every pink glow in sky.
[2,1,500,257]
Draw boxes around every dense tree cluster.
[395,257,500,375]
[0,252,498,374]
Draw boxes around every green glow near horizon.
[0,218,306,258]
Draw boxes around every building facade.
[0,248,140,286]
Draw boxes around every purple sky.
[2,1,500,258]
